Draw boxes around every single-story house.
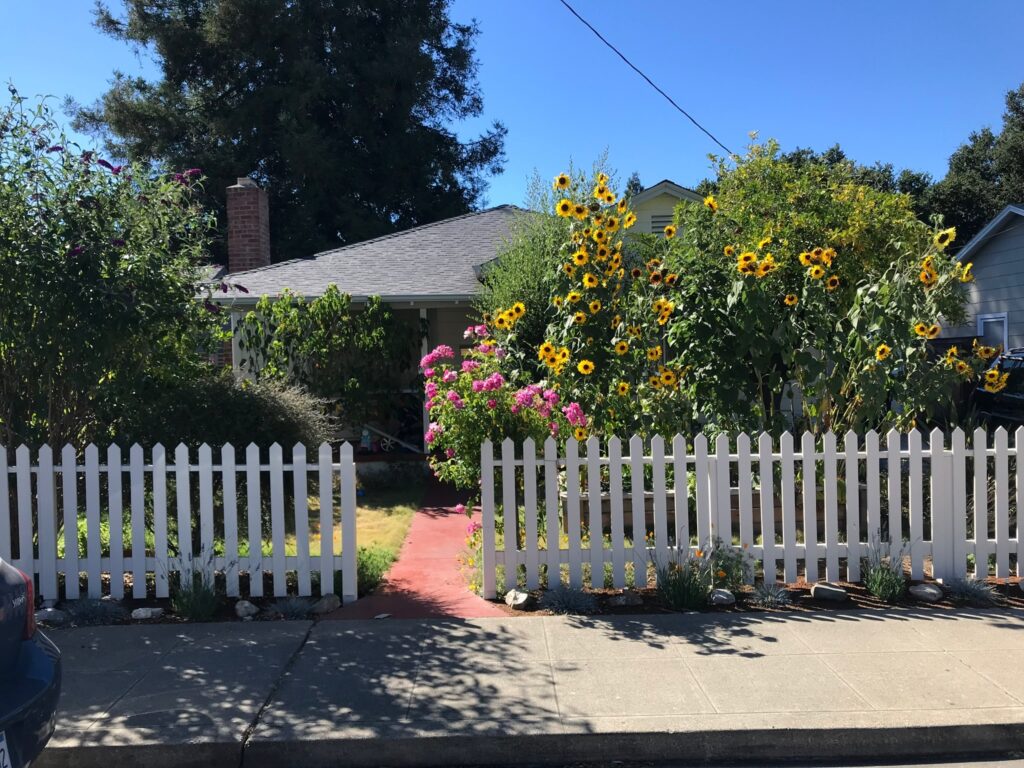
[943,204,1024,351]
[213,177,701,369]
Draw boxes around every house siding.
[944,218,1024,349]
[632,193,693,235]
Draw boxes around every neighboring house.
[211,176,699,442]
[943,204,1024,351]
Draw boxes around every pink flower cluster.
[511,384,560,417]
[463,324,490,340]
[419,344,455,370]
[470,371,505,393]
[561,402,587,427]
[425,422,443,445]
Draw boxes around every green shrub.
[270,596,313,619]
[946,577,998,606]
[539,585,598,615]
[333,544,397,597]
[655,550,712,611]
[750,582,792,608]
[863,541,908,603]
[170,552,220,621]
[66,599,127,626]
[709,540,753,591]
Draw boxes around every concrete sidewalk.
[37,609,1024,767]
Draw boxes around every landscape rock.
[810,583,848,602]
[710,588,736,606]
[504,588,535,610]
[311,594,341,614]
[234,599,259,619]
[130,607,164,620]
[374,613,391,620]
[909,583,944,603]
[35,608,68,627]
[607,591,644,608]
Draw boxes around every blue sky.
[3,1,1023,206]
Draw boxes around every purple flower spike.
[67,245,84,258]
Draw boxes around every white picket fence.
[479,427,1024,599]
[0,442,358,604]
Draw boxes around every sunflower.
[784,294,798,306]
[572,203,588,219]
[567,290,582,304]
[954,359,971,376]
[724,245,736,257]
[573,311,586,325]
[811,246,824,260]
[738,251,756,264]
[913,322,930,337]
[960,262,974,283]
[572,249,589,266]
[738,261,757,275]
[623,212,637,229]
[919,267,938,287]
[647,346,662,361]
[630,267,642,279]
[538,342,555,359]
[494,314,509,330]
[926,323,941,339]
[573,426,587,441]
[985,367,1001,384]
[614,340,629,355]
[648,375,662,389]
[552,295,563,308]
[589,300,602,314]
[603,192,616,205]
[595,244,610,260]
[596,172,609,185]
[660,369,677,387]
[825,275,840,291]
[627,325,642,338]
[808,265,826,280]
[933,227,956,251]
[664,273,678,286]
[553,173,570,190]
[759,236,773,251]
[798,251,812,267]
[663,224,677,240]
[984,372,1010,394]
[703,194,718,213]
[558,347,570,362]
[556,198,573,217]
[649,271,663,285]
[974,339,999,361]
[592,229,607,244]
[582,273,599,289]
[577,359,595,375]
[512,302,525,317]
[616,381,630,396]
[616,198,628,213]
[875,343,892,361]
[605,216,620,232]
[822,247,836,267]
[563,263,576,278]
[611,313,622,327]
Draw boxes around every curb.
[240,723,1024,767]
[36,741,240,768]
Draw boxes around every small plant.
[749,581,792,609]
[863,539,908,603]
[538,585,598,615]
[66,599,127,626]
[270,596,313,619]
[655,548,712,611]
[170,550,220,621]
[709,538,754,591]
[946,577,999,606]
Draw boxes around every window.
[977,313,1008,350]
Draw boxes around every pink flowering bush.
[422,327,587,490]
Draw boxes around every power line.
[556,0,733,156]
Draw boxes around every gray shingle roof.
[220,205,521,304]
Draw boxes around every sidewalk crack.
[237,620,315,768]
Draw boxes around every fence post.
[317,443,333,597]
[523,437,539,590]
[152,444,169,599]
[339,442,357,605]
[36,445,58,603]
[713,433,731,544]
[543,437,560,588]
[480,440,496,599]
[222,444,239,597]
[930,428,954,583]
[130,444,147,598]
[586,436,603,590]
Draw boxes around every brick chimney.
[226,177,271,273]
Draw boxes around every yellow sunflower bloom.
[985,367,1001,384]
[919,268,938,287]
[512,302,525,317]
[624,212,637,229]
[960,262,974,283]
[617,198,628,214]
[596,172,609,185]
[759,236,773,251]
[933,227,956,251]
[592,229,607,244]
[648,376,662,389]
[589,300,602,314]
[603,192,616,205]
[808,265,826,280]
[703,194,718,213]
[738,251,756,264]
[664,273,678,286]
[605,216,620,232]
[660,369,677,386]
[724,245,736,257]
[593,184,608,200]
[573,312,586,325]
[663,224,677,240]
[926,323,941,339]
[572,249,589,266]
[556,198,573,217]
[552,295,563,308]
[875,343,892,361]
[616,381,630,396]
[647,346,662,361]
[649,271,663,286]
[577,359,595,375]
[627,325,641,338]
[784,294,798,306]
[563,263,576,278]
[553,173,570,190]
[582,273,599,288]
[567,290,582,304]
[913,322,930,338]
[572,203,588,219]
[798,252,812,267]
[573,426,587,441]
[614,340,629,355]
[538,342,555,359]
[596,244,610,260]
[825,275,840,291]
[955,359,971,376]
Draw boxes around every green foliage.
[709,541,753,591]
[749,582,792,608]
[538,585,598,615]
[0,89,218,446]
[655,550,712,610]
[946,577,998,606]
[116,370,335,448]
[863,540,908,603]
[355,544,397,596]
[66,599,127,626]
[73,0,506,261]
[235,286,419,427]
[270,597,313,620]
[170,554,221,621]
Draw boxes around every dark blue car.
[0,558,61,768]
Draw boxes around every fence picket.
[60,445,79,600]
[586,436,603,589]
[480,441,496,599]
[887,429,903,546]
[501,438,518,593]
[823,432,839,582]
[223,444,239,597]
[0,447,9,564]
[736,433,753,578]
[714,434,731,545]
[973,427,989,578]
[994,427,1010,577]
[844,431,861,582]
[866,430,881,545]
[543,437,560,588]
[130,444,147,598]
[317,443,333,595]
[951,428,968,578]
[523,437,539,590]
[672,435,689,557]
[694,435,710,547]
[801,431,817,582]
[269,443,286,596]
[758,433,776,581]
[15,447,32,575]
[628,434,646,587]
[608,437,626,588]
[37,446,58,601]
[651,436,669,574]
[566,438,583,589]
[85,444,103,598]
[292,444,311,597]
[152,445,169,599]
[339,442,357,604]
[908,430,924,579]
[779,432,797,582]
[245,444,263,597]
[109,445,124,599]
[930,429,954,583]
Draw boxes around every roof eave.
[957,204,1024,262]
[210,292,479,309]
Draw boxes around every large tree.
[72,0,506,262]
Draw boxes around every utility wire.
[557,0,733,156]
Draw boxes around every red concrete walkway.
[326,481,507,620]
